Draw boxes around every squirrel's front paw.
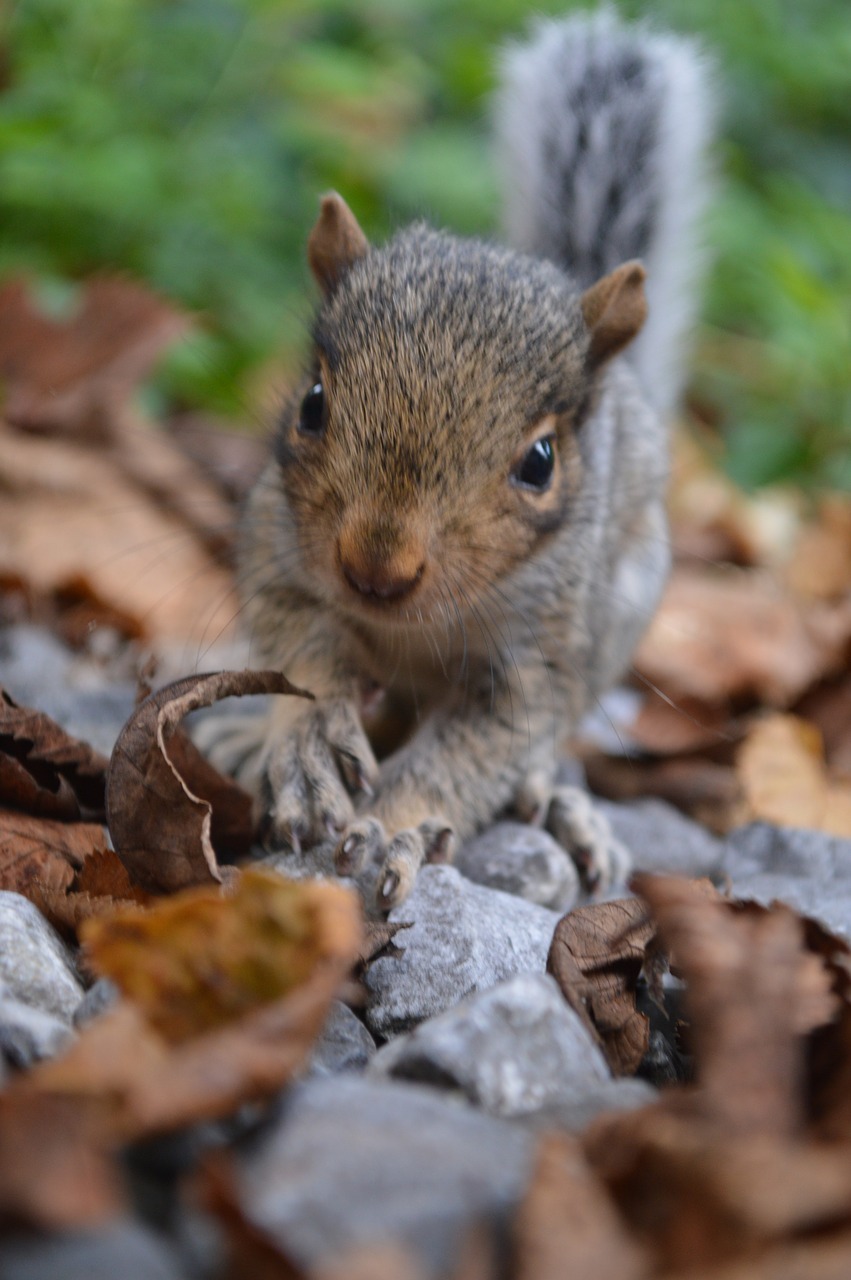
[545,785,631,895]
[260,700,378,853]
[334,816,455,912]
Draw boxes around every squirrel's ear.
[308,193,369,296]
[580,260,647,368]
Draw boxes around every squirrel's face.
[273,198,646,629]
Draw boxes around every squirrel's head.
[274,193,646,626]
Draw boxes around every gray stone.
[308,1000,376,1076]
[233,1076,533,1276]
[366,865,560,1038]
[0,1221,187,1280]
[456,823,580,910]
[598,798,726,879]
[0,892,84,1021]
[73,978,120,1028]
[0,992,74,1067]
[369,973,610,1117]
[0,625,135,757]
[520,1077,658,1133]
[722,822,851,938]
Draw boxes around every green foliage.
[2,0,849,486]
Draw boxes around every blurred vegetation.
[1,0,849,489]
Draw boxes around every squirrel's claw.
[545,784,631,895]
[259,698,378,853]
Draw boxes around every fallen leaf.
[83,868,358,1043]
[635,566,851,708]
[512,1133,645,1280]
[50,573,146,647]
[785,496,851,602]
[584,752,741,834]
[586,1106,851,1273]
[28,847,152,943]
[0,684,108,819]
[0,1092,124,1230]
[0,275,187,437]
[634,876,836,1138]
[24,870,361,1138]
[547,898,655,1075]
[0,809,107,895]
[737,713,851,837]
[106,671,309,892]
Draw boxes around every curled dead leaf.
[106,670,309,892]
[25,869,362,1138]
[547,898,655,1075]
[0,685,108,819]
[83,867,360,1043]
[634,875,836,1138]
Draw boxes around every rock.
[722,822,851,938]
[0,992,74,1068]
[0,892,84,1021]
[366,866,560,1038]
[232,1076,533,1276]
[598,798,725,879]
[73,978,120,1029]
[308,1000,376,1077]
[520,1077,658,1133]
[0,624,135,757]
[0,1222,188,1280]
[369,973,610,1117]
[455,823,580,910]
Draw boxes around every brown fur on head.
[273,196,646,627]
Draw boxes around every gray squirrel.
[208,10,714,909]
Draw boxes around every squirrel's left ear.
[580,260,647,369]
[308,193,369,296]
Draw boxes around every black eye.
[513,436,555,491]
[298,382,326,436]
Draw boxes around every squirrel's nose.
[341,557,425,602]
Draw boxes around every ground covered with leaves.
[2,280,851,1278]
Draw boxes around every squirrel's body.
[222,12,713,908]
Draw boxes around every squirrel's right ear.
[580,261,647,369]
[308,193,369,296]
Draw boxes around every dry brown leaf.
[0,275,187,437]
[584,752,741,834]
[0,684,108,819]
[547,898,655,1075]
[737,713,851,837]
[785,496,851,601]
[0,809,108,895]
[0,1092,124,1230]
[635,876,836,1138]
[635,566,851,708]
[24,871,360,1138]
[512,1133,646,1280]
[665,1230,851,1280]
[586,1106,851,1273]
[796,674,851,776]
[28,847,152,943]
[106,670,308,892]
[0,275,240,643]
[83,867,358,1043]
[199,1155,310,1280]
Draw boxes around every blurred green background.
[2,0,849,488]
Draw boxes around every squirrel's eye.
[513,436,555,491]
[298,382,326,436]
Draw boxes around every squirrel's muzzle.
[337,522,426,605]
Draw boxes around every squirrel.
[205,11,713,911]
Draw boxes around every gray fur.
[495,8,715,418]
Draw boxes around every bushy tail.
[494,10,714,419]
